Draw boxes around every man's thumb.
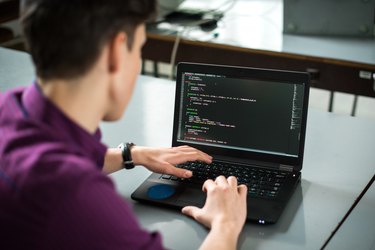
[182,206,200,219]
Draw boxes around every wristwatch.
[118,142,136,169]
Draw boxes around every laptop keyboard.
[160,161,290,199]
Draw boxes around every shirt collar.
[21,82,107,168]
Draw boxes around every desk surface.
[155,0,375,66]
[1,47,375,250]
[325,179,375,250]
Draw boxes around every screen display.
[176,72,305,157]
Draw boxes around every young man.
[0,1,247,249]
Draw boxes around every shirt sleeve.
[41,171,164,250]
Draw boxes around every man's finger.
[238,184,248,197]
[164,163,192,178]
[215,175,227,186]
[227,176,238,187]
[177,146,212,159]
[181,206,201,219]
[199,154,213,164]
[174,146,213,164]
[173,152,212,165]
[202,179,215,192]
[194,149,213,163]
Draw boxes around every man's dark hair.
[21,0,157,80]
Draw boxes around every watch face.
[124,162,135,170]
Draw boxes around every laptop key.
[162,175,172,180]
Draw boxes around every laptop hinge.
[279,164,294,172]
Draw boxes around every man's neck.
[37,75,107,134]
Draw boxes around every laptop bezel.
[172,62,310,171]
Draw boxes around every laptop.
[131,62,310,224]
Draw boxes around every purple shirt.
[0,83,163,250]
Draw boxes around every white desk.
[1,47,375,249]
[179,0,375,65]
[325,179,375,250]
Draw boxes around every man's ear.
[107,32,127,74]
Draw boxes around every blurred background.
[1,0,374,120]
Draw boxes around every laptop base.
[131,172,301,225]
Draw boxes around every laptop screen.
[173,63,309,166]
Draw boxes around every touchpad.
[147,184,176,200]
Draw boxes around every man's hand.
[131,145,213,178]
[182,176,247,250]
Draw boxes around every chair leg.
[328,91,334,112]
[153,61,159,78]
[351,95,358,117]
[141,60,145,75]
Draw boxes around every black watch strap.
[118,142,136,169]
